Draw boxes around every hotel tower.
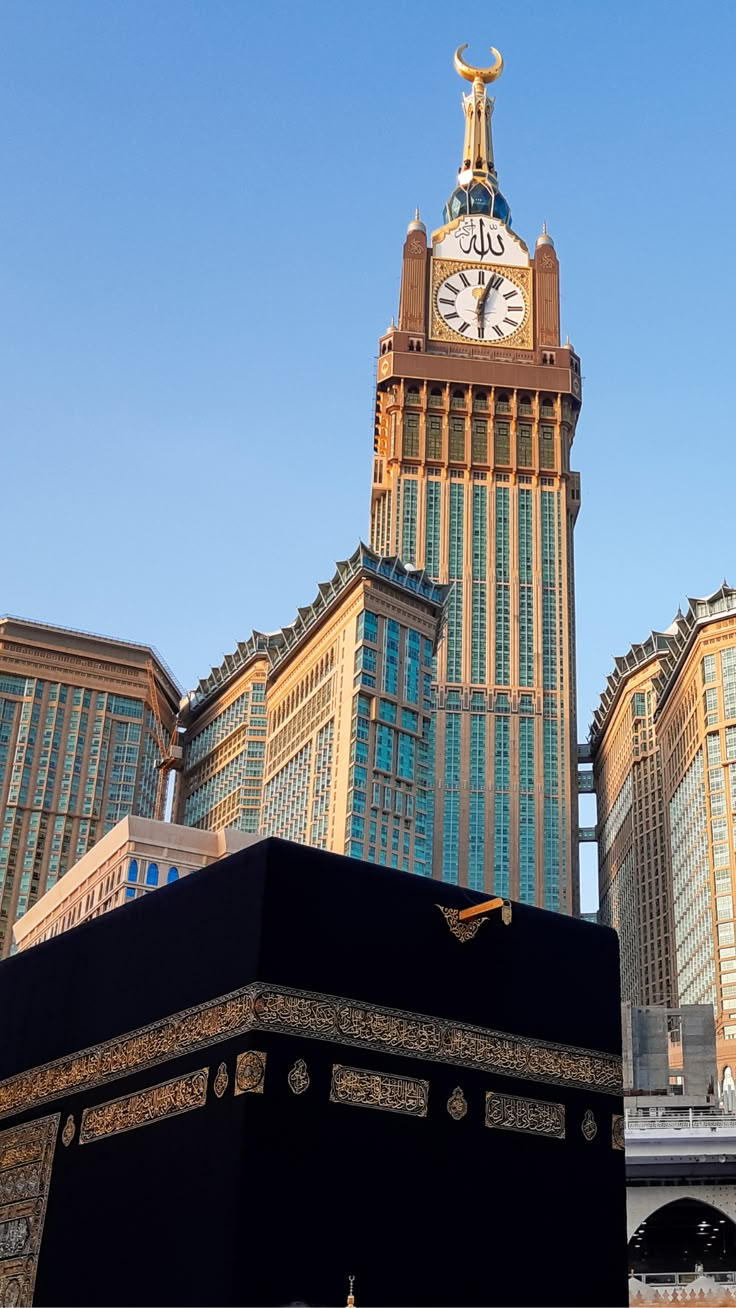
[370,47,582,908]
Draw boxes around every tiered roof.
[185,543,446,717]
[590,584,736,744]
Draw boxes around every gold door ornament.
[288,1059,310,1095]
[581,1110,597,1142]
[234,1050,267,1096]
[213,1063,229,1099]
[447,1087,468,1121]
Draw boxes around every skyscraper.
[0,616,179,957]
[370,46,582,906]
[175,545,446,872]
[592,585,736,1071]
[590,632,676,1006]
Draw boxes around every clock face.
[435,265,527,342]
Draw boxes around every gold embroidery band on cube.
[486,1091,565,1140]
[612,1113,625,1151]
[330,1064,429,1118]
[0,982,622,1124]
[0,1113,59,1308]
[234,1050,267,1095]
[79,1068,209,1145]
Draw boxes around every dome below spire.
[536,221,554,248]
[407,207,426,235]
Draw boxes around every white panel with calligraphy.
[432,217,530,269]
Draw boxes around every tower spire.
[445,44,511,227]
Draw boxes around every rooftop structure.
[12,815,260,951]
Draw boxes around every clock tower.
[370,45,582,911]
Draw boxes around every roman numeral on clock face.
[492,324,504,337]
[445,311,459,320]
[503,289,518,300]
[439,297,455,306]
[446,283,460,295]
[477,270,485,284]
[506,304,523,313]
[503,317,519,327]
[458,272,470,287]
[457,321,470,334]
[489,274,503,290]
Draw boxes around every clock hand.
[472,282,493,319]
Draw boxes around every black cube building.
[0,838,627,1306]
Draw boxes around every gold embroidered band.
[79,1068,209,1145]
[330,1064,429,1117]
[486,1091,565,1139]
[0,1113,59,1308]
[0,982,622,1124]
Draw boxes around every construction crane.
[146,661,184,821]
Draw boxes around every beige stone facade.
[656,589,736,1055]
[0,617,179,958]
[591,636,675,1006]
[12,815,259,951]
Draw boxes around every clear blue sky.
[2,1,735,909]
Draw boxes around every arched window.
[496,392,510,413]
[473,391,488,411]
[145,863,159,887]
[450,389,465,410]
[406,386,420,405]
[428,387,443,408]
[167,867,179,884]
[127,859,138,883]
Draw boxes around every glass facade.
[0,628,177,958]
[370,376,579,907]
[670,748,716,1007]
[182,674,268,833]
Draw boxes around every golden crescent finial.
[454,44,504,85]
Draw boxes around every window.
[471,418,487,462]
[127,859,138,883]
[494,421,510,464]
[406,386,420,406]
[426,415,442,460]
[403,412,419,458]
[517,423,532,466]
[540,425,555,469]
[145,862,159,887]
[449,417,465,461]
[167,867,179,883]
